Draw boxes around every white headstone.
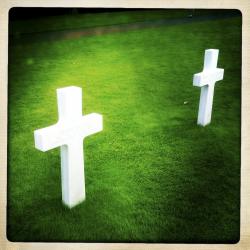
[34,86,103,208]
[193,49,224,126]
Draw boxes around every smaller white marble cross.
[193,49,224,126]
[34,86,103,208]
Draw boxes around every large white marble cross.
[193,49,224,126]
[34,86,103,208]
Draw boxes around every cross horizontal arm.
[34,123,63,152]
[34,113,103,152]
[193,68,224,87]
[79,113,103,139]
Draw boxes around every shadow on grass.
[148,120,240,243]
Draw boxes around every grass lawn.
[7,9,241,243]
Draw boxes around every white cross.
[34,86,103,208]
[193,49,224,126]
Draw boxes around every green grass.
[9,9,235,35]
[7,10,241,243]
[9,9,186,34]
